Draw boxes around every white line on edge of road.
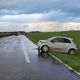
[21,36,30,64]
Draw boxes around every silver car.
[37,36,77,55]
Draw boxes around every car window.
[56,38,64,42]
[52,38,71,43]
[51,38,58,43]
[63,38,71,43]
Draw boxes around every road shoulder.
[49,52,80,76]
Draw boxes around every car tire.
[68,49,76,55]
[41,45,49,53]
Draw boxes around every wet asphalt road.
[0,35,80,80]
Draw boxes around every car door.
[49,38,66,52]
[61,38,71,52]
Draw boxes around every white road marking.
[21,36,30,63]
[22,36,38,55]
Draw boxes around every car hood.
[38,40,47,43]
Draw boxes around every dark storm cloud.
[0,0,80,14]
[0,0,80,22]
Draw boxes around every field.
[26,31,80,72]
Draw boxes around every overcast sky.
[0,0,80,32]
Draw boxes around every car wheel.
[68,49,76,55]
[41,45,49,53]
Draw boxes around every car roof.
[48,36,73,40]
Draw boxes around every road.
[0,35,80,80]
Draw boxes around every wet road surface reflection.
[0,35,79,80]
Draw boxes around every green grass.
[26,31,80,72]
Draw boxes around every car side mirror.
[50,40,55,43]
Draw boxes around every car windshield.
[47,37,56,41]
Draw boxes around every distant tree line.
[0,31,26,37]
